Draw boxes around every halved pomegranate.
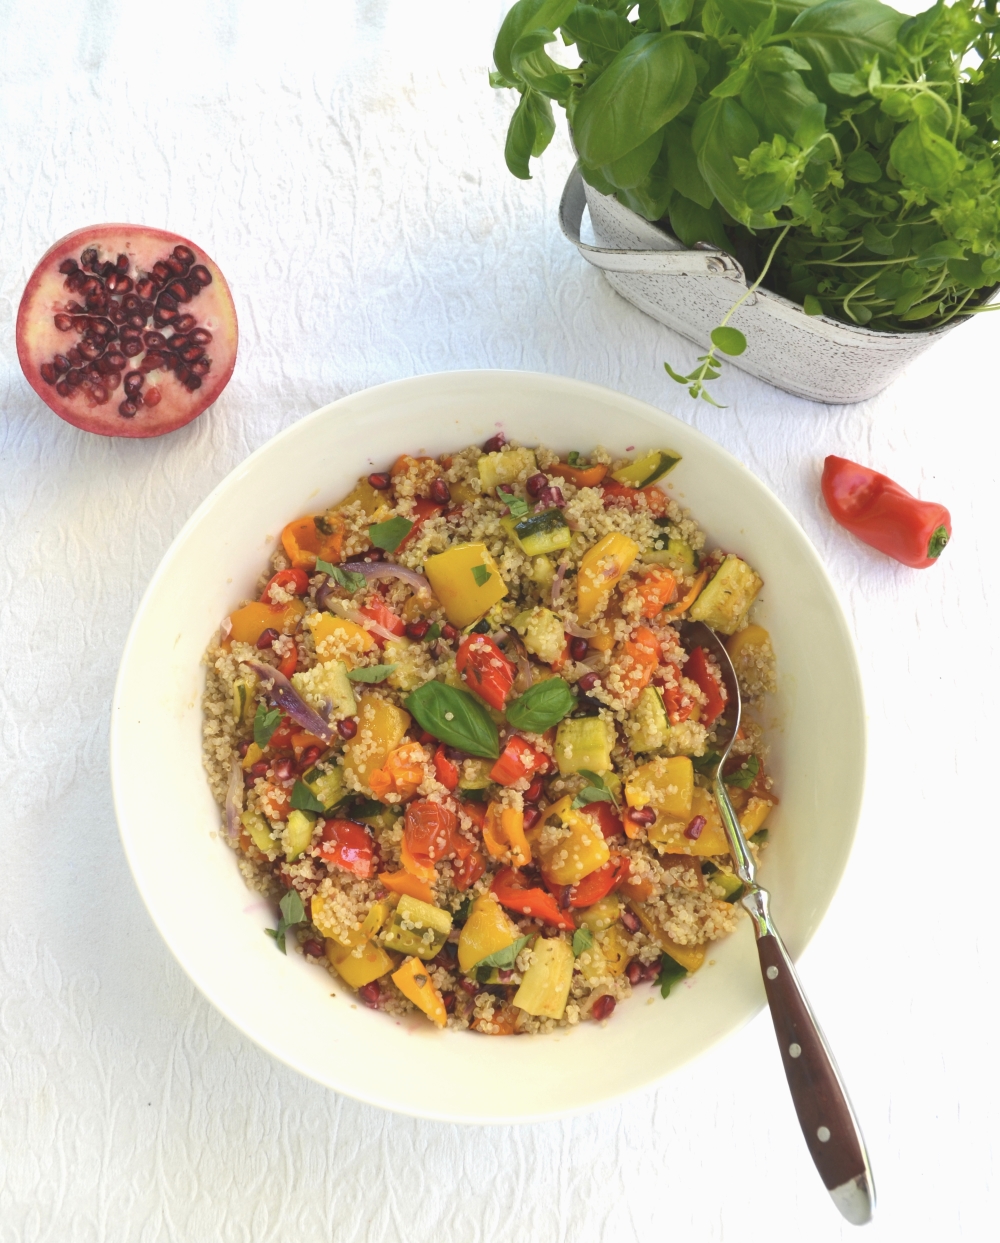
[17,224,238,438]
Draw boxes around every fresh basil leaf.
[572,927,594,957]
[573,33,697,168]
[657,952,688,997]
[290,780,325,813]
[254,703,282,750]
[317,559,367,593]
[692,96,759,223]
[692,750,722,773]
[368,516,413,552]
[577,768,620,810]
[711,326,747,356]
[668,197,731,253]
[405,682,500,759]
[505,677,576,732]
[497,487,530,519]
[724,754,760,789]
[471,564,492,587]
[280,889,305,925]
[346,664,398,683]
[493,0,576,83]
[562,4,634,65]
[475,935,532,970]
[572,785,612,809]
[425,622,442,642]
[787,0,905,106]
[890,119,961,191]
[567,450,580,465]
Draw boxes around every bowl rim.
[110,368,867,1122]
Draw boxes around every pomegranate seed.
[429,478,451,505]
[143,387,161,407]
[53,354,70,374]
[441,624,458,641]
[442,991,456,1014]
[577,671,600,693]
[56,380,72,397]
[338,717,358,740]
[684,815,706,841]
[183,374,202,392]
[118,401,137,418]
[157,292,178,312]
[626,961,643,986]
[65,367,83,385]
[40,363,56,384]
[358,982,381,1008]
[100,261,115,279]
[621,909,641,934]
[458,978,478,996]
[303,939,325,958]
[116,253,129,272]
[406,620,430,640]
[173,313,197,333]
[89,319,112,337]
[123,372,143,397]
[524,777,545,803]
[274,758,294,782]
[152,261,171,282]
[127,313,145,331]
[140,353,167,373]
[250,760,268,778]
[135,278,156,300]
[526,472,549,498]
[77,340,101,360]
[368,472,390,490]
[191,358,211,376]
[591,994,616,1021]
[121,340,143,358]
[91,384,109,405]
[641,961,661,983]
[153,307,177,326]
[104,273,119,294]
[538,485,565,508]
[167,279,191,303]
[569,636,589,661]
[107,372,122,392]
[483,432,505,452]
[58,258,78,275]
[256,628,279,650]
[180,344,204,363]
[627,806,656,828]
[143,331,166,348]
[104,351,125,370]
[53,313,73,331]
[300,745,322,768]
[80,248,99,270]
[189,264,212,287]
[523,806,541,830]
[173,244,195,265]
[190,327,212,345]
[140,299,155,317]
[109,305,126,325]
[116,275,133,294]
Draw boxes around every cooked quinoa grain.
[202,440,779,1033]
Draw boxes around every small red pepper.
[684,647,726,726]
[433,745,460,792]
[319,819,376,878]
[579,800,624,840]
[261,568,309,603]
[600,481,670,516]
[456,634,516,712]
[489,735,549,787]
[567,854,630,908]
[491,867,575,930]
[821,455,951,569]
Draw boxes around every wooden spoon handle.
[755,927,875,1224]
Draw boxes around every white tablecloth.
[1,2,996,1239]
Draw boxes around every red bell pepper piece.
[600,481,670,516]
[319,819,375,878]
[567,854,630,908]
[397,497,444,549]
[580,800,624,840]
[433,745,460,791]
[277,638,299,679]
[489,735,549,786]
[684,646,726,726]
[491,867,575,931]
[821,455,951,569]
[358,597,405,641]
[404,799,459,866]
[451,840,486,891]
[456,634,515,711]
[261,568,309,604]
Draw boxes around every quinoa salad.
[202,438,778,1034]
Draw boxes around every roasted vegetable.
[502,508,572,556]
[577,532,639,621]
[381,894,454,960]
[512,937,574,1020]
[424,542,508,627]
[392,957,448,1026]
[689,556,763,635]
[554,716,614,776]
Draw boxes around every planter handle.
[559,165,747,283]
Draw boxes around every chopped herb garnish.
[368,515,413,552]
[724,755,760,790]
[497,486,530,519]
[317,559,367,593]
[290,780,325,813]
[474,935,531,971]
[572,927,593,957]
[656,953,688,999]
[567,451,580,466]
[314,515,335,537]
[471,564,491,587]
[454,895,474,924]
[254,703,282,750]
[346,663,398,683]
[572,768,619,811]
[424,622,442,642]
[265,889,306,955]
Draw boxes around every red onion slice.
[219,615,233,643]
[564,620,597,639]
[551,560,568,606]
[342,561,430,593]
[345,607,400,644]
[245,659,337,743]
[224,757,243,845]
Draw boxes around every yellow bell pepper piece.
[482,803,531,868]
[477,446,537,492]
[624,756,694,840]
[577,924,631,981]
[457,895,522,973]
[306,612,375,664]
[228,598,305,646]
[626,901,706,972]
[646,786,730,856]
[342,693,411,790]
[741,795,773,837]
[392,956,448,1027]
[379,869,434,904]
[241,742,262,771]
[335,476,393,520]
[536,797,611,885]
[577,532,639,621]
[424,542,508,628]
[326,938,396,989]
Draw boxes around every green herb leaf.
[567,450,581,466]
[803,295,823,316]
[254,703,282,750]
[425,622,442,642]
[710,326,747,356]
[573,768,620,811]
[474,934,532,971]
[471,564,492,587]
[290,780,325,813]
[317,559,367,593]
[572,927,594,957]
[405,682,500,759]
[454,894,474,924]
[505,677,576,733]
[497,486,530,519]
[266,889,307,954]
[656,952,688,998]
[368,516,414,552]
[692,751,722,774]
[346,664,398,683]
[724,754,760,789]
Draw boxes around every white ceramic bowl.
[111,370,865,1123]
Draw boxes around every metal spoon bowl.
[681,620,875,1226]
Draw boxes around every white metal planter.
[559,164,989,404]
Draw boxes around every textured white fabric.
[0,2,996,1239]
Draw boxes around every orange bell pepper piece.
[227,599,304,647]
[619,626,661,696]
[379,869,434,904]
[635,568,677,619]
[661,569,709,618]
[280,513,345,570]
[549,461,608,488]
[368,742,428,802]
[483,803,531,868]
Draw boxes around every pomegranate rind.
[16,223,238,439]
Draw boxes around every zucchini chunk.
[502,508,572,556]
[612,449,681,488]
[689,555,763,635]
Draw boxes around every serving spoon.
[681,621,875,1226]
